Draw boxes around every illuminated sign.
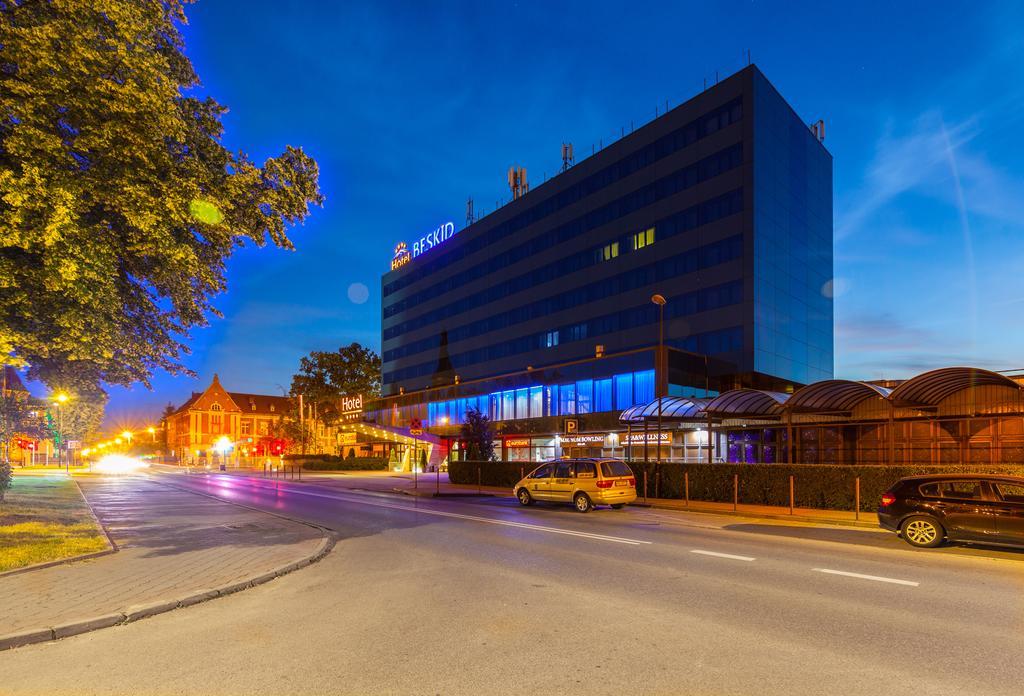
[626,432,672,444]
[504,438,531,448]
[391,242,410,270]
[560,434,606,445]
[390,221,456,270]
[340,394,363,422]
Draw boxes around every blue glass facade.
[752,72,834,384]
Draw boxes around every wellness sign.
[391,221,456,270]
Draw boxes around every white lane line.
[193,477,652,546]
[813,568,919,587]
[690,549,756,562]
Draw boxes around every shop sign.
[340,432,357,446]
[560,433,605,446]
[504,438,530,448]
[626,432,672,444]
[391,221,456,270]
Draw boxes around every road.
[4,471,1024,695]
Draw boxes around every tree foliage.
[0,389,40,462]
[289,343,381,424]
[0,0,324,391]
[460,406,495,462]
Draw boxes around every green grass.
[0,477,109,572]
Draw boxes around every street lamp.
[147,426,156,442]
[51,392,70,472]
[651,294,666,466]
[122,430,133,445]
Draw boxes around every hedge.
[284,455,388,471]
[449,460,1024,511]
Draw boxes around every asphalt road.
[3,471,1023,696]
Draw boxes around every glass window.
[614,373,634,409]
[545,385,558,416]
[576,380,593,415]
[211,403,222,412]
[545,330,559,348]
[489,393,501,421]
[597,242,619,262]
[993,482,1024,502]
[515,388,529,420]
[575,461,596,478]
[529,464,553,479]
[502,391,515,421]
[600,460,634,478]
[554,461,572,478]
[632,226,655,250]
[919,481,984,499]
[529,386,543,418]
[241,421,251,435]
[634,370,655,403]
[594,379,612,412]
[559,384,576,415]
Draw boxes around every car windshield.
[600,460,633,478]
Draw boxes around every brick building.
[164,374,291,461]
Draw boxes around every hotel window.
[576,380,593,415]
[529,386,543,418]
[596,242,619,262]
[544,385,559,417]
[614,373,634,409]
[559,384,576,415]
[515,389,529,420]
[632,226,655,250]
[502,390,515,421]
[594,379,613,412]
[545,330,559,348]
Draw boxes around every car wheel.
[901,516,944,548]
[611,504,625,509]
[574,493,592,513]
[517,488,534,506]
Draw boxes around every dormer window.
[211,403,222,411]
[270,404,275,412]
[251,403,256,411]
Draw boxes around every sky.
[76,0,1024,430]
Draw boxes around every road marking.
[187,476,652,546]
[812,568,919,587]
[690,549,756,561]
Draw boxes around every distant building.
[164,374,291,460]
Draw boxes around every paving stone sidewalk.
[0,476,326,640]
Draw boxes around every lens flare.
[94,454,149,475]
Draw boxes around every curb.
[634,500,879,529]
[0,533,335,652]
[392,487,495,499]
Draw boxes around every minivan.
[514,458,637,512]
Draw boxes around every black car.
[878,475,1024,549]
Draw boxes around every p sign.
[564,419,579,435]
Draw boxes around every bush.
[286,456,387,471]
[450,460,1024,510]
[624,462,1024,511]
[0,459,10,502]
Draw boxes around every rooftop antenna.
[507,166,529,200]
[561,142,574,172]
[466,197,475,226]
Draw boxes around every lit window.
[211,403,222,412]
[632,226,655,250]
[270,404,275,412]
[545,330,559,348]
[597,242,619,262]
[251,403,256,411]
[241,421,251,435]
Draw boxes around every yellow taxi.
[514,458,637,512]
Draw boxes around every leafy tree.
[0,0,324,392]
[289,343,381,424]
[45,392,105,446]
[460,407,495,462]
[270,408,313,455]
[0,390,40,463]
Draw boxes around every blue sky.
[90,0,1024,429]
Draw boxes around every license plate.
[615,480,628,486]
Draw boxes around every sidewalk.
[0,476,330,650]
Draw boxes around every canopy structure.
[888,367,1021,407]
[619,396,709,423]
[702,389,790,418]
[785,380,891,414]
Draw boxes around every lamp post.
[52,392,69,472]
[651,294,666,465]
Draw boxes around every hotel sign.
[340,394,363,422]
[390,221,456,270]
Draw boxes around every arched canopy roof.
[703,390,789,418]
[888,367,1021,406]
[619,396,708,423]
[786,380,892,413]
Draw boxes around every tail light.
[880,493,896,506]
[628,477,635,486]
[596,479,613,488]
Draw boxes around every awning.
[888,367,1021,407]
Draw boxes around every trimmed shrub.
[288,456,387,471]
[451,460,1024,511]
